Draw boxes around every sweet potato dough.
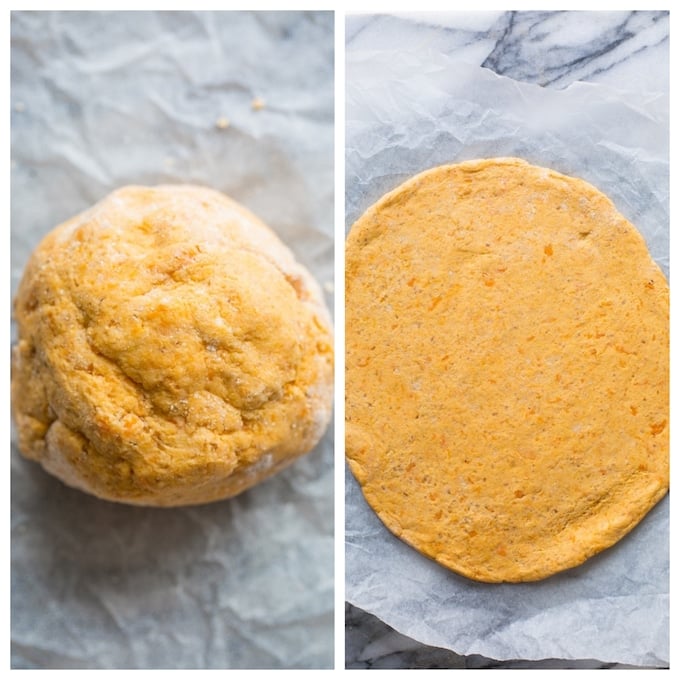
[345,158,668,582]
[12,185,333,506]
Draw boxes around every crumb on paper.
[251,96,266,111]
[323,281,334,294]
[215,116,230,129]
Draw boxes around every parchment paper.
[345,48,669,667]
[11,11,334,669]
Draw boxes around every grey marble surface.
[345,10,669,670]
[346,10,668,93]
[345,603,647,670]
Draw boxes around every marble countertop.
[345,9,668,670]
[346,10,668,94]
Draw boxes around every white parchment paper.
[11,11,334,669]
[345,49,669,667]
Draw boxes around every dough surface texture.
[13,185,333,507]
[345,158,668,582]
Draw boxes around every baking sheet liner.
[11,10,334,669]
[345,47,668,667]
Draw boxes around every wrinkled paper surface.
[345,49,668,667]
[11,11,334,669]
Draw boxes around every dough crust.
[12,185,333,506]
[345,158,668,582]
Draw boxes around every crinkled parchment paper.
[345,48,668,667]
[11,11,334,669]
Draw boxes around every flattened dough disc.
[345,158,669,582]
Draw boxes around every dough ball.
[12,185,333,506]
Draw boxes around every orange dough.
[13,185,333,506]
[345,158,668,582]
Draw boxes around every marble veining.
[347,10,668,93]
[345,603,650,670]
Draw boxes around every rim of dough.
[345,157,669,582]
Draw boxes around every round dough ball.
[346,158,668,582]
[12,185,333,507]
